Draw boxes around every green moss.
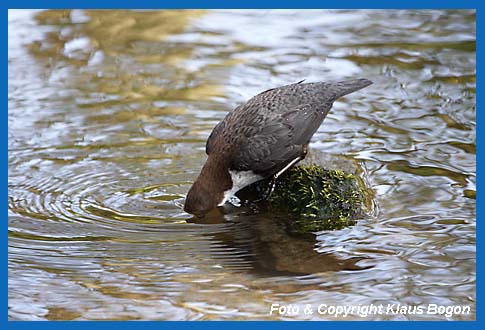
[268,165,365,232]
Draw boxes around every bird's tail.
[332,78,373,99]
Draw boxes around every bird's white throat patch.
[218,170,263,207]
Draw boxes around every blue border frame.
[1,0,478,10]
[4,0,479,329]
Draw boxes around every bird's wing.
[280,104,325,145]
[231,104,322,175]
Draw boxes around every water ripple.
[8,9,475,320]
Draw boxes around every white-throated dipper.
[184,78,373,217]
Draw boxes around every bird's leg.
[254,176,278,202]
[266,176,278,198]
[252,179,274,202]
[274,156,303,180]
[260,156,303,200]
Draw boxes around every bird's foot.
[251,177,277,203]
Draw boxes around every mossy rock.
[268,165,365,232]
[236,152,373,233]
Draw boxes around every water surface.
[8,9,476,320]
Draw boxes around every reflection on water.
[8,9,475,320]
[188,211,370,276]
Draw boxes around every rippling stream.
[8,9,475,320]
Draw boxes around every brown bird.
[184,78,373,217]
